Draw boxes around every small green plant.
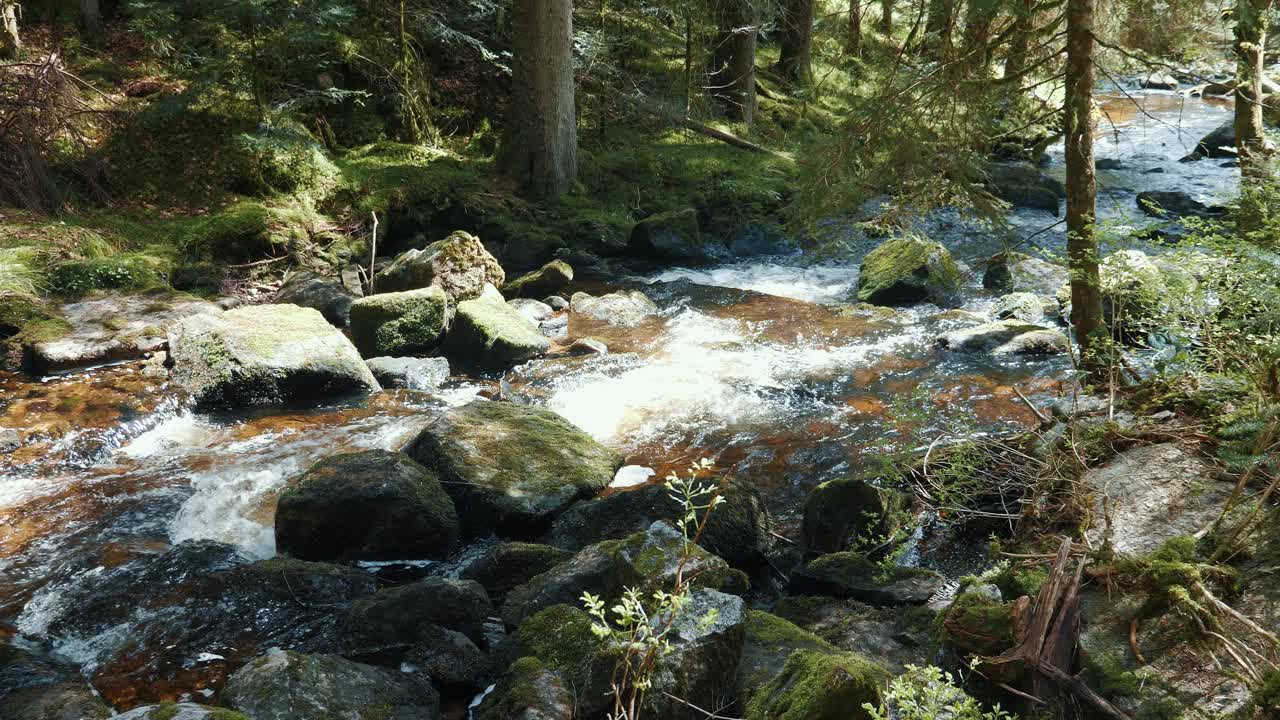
[864,663,1012,720]
[580,458,724,720]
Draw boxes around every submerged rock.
[800,477,908,556]
[855,236,961,308]
[502,260,574,299]
[570,290,660,326]
[937,319,1068,355]
[167,304,379,409]
[275,271,356,328]
[116,704,246,720]
[406,400,622,536]
[275,450,459,562]
[377,230,505,300]
[444,288,550,370]
[348,287,449,357]
[474,657,574,720]
[627,207,729,264]
[0,644,111,720]
[365,356,450,391]
[223,648,440,720]
[790,551,944,605]
[32,293,222,375]
[566,337,608,355]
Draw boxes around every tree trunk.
[498,0,578,197]
[1065,0,1104,380]
[880,0,892,36]
[775,0,814,84]
[846,0,862,56]
[80,0,100,45]
[0,1,19,60]
[1004,0,1034,82]
[709,0,757,127]
[962,0,997,75]
[923,0,953,56]
[1234,0,1271,168]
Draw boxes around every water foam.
[647,261,859,303]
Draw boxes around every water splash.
[647,261,859,304]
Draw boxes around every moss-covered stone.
[982,251,1069,296]
[801,477,908,555]
[474,656,574,720]
[1055,249,1170,339]
[115,703,248,720]
[408,400,621,536]
[627,207,729,263]
[46,253,171,298]
[790,552,944,606]
[511,604,612,711]
[740,611,837,690]
[339,576,493,650]
[940,591,1017,657]
[937,319,1068,356]
[501,259,574,299]
[275,449,459,562]
[856,236,961,308]
[444,290,550,370]
[461,541,574,602]
[179,198,338,263]
[167,303,380,409]
[744,649,887,720]
[377,230,505,299]
[348,286,449,357]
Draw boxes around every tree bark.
[775,0,814,84]
[0,1,19,60]
[846,0,862,56]
[498,0,578,197]
[1234,0,1272,168]
[962,0,997,75]
[709,0,757,127]
[1004,0,1034,82]
[1065,0,1104,380]
[80,0,100,45]
[880,0,892,36]
[923,0,953,56]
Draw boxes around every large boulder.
[982,252,1069,297]
[771,595,935,673]
[474,657,574,720]
[401,625,491,690]
[444,288,550,370]
[994,291,1050,324]
[116,704,246,720]
[1182,120,1235,160]
[744,648,886,720]
[800,477,908,556]
[406,400,622,536]
[365,356,450,391]
[570,290,660,326]
[855,237,961,308]
[1137,190,1227,219]
[544,479,772,571]
[460,541,574,603]
[338,576,493,651]
[983,163,1066,214]
[790,552,945,606]
[501,521,749,627]
[627,208,730,264]
[501,260,574,299]
[223,648,440,720]
[937,319,1069,355]
[275,271,356,328]
[167,304,379,409]
[274,450,459,562]
[348,287,449,357]
[376,230,505,299]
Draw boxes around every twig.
[659,692,743,720]
[1013,385,1050,424]
[368,211,379,295]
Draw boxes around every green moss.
[745,649,887,720]
[151,702,179,720]
[940,592,1016,657]
[856,235,961,307]
[514,604,602,684]
[993,565,1048,600]
[1252,669,1280,717]
[179,198,336,263]
[47,253,171,298]
[349,287,449,357]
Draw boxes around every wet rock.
[32,293,222,375]
[543,295,569,311]
[628,207,729,264]
[1082,443,1228,555]
[508,298,555,323]
[275,450,459,562]
[544,480,772,572]
[994,292,1049,323]
[460,542,574,604]
[983,163,1066,214]
[349,287,449,357]
[570,290,660,326]
[339,577,493,651]
[444,288,550,370]
[31,541,378,706]
[1095,157,1125,170]
[403,625,491,689]
[365,356,450,391]
[0,427,19,453]
[168,304,379,409]
[739,610,838,692]
[223,648,440,720]
[376,230,505,300]
[275,271,356,327]
[743,647,886,720]
[937,319,1068,355]
[116,704,246,719]
[502,260,574,299]
[1056,249,1171,337]
[772,595,934,673]
[0,643,111,720]
[1140,72,1178,90]
[502,521,749,627]
[727,223,795,257]
[790,551,944,605]
[855,236,961,308]
[1137,190,1227,219]
[406,400,622,536]
[800,477,908,555]
[929,309,986,325]
[982,252,1069,297]
[500,605,619,719]
[566,337,607,355]
[1182,120,1235,160]
[474,657,573,720]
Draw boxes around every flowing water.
[0,91,1241,710]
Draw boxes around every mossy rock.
[274,449,458,562]
[348,286,449,357]
[376,230,505,300]
[46,253,171,298]
[627,207,729,264]
[790,552,944,606]
[167,303,380,409]
[940,591,1018,657]
[474,656,574,720]
[937,319,1068,356]
[229,119,340,198]
[801,477,909,555]
[444,290,550,370]
[460,541,574,603]
[406,400,623,537]
[856,236,961,308]
[115,703,247,720]
[740,610,837,690]
[744,649,887,720]
[501,259,574,299]
[982,251,1069,296]
[339,576,493,650]
[180,198,338,263]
